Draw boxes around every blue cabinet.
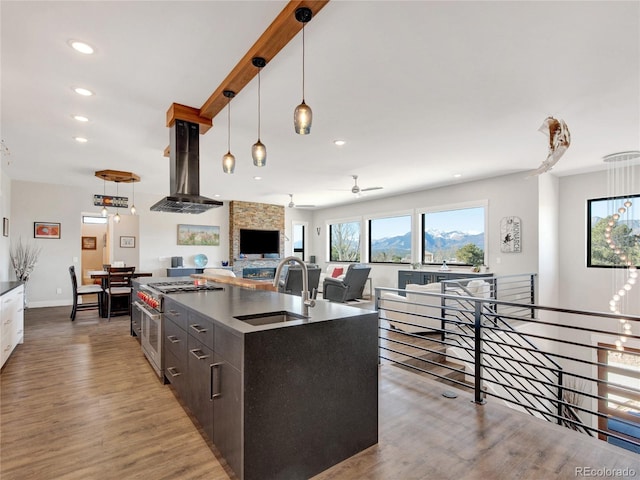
[166,267,205,277]
[397,269,491,289]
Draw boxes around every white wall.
[308,172,541,293]
[10,180,230,307]
[0,165,11,281]
[559,168,640,315]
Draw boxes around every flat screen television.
[239,228,280,255]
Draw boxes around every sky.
[368,207,485,239]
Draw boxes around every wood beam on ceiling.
[163,0,329,156]
[95,169,140,183]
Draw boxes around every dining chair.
[105,266,136,320]
[69,265,104,320]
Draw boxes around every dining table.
[89,270,153,318]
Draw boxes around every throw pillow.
[331,267,344,278]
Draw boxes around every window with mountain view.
[588,195,640,268]
[421,206,486,266]
[329,221,361,262]
[368,215,412,263]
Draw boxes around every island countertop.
[134,276,376,335]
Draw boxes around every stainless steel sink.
[235,310,307,326]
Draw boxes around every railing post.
[557,370,564,425]
[474,301,486,404]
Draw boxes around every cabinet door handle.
[166,366,182,377]
[167,309,181,317]
[211,362,223,399]
[189,324,207,334]
[166,335,180,343]
[189,348,209,360]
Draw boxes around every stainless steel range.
[133,280,223,379]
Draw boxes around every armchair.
[322,264,371,303]
[278,266,321,298]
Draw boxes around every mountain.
[370,229,484,262]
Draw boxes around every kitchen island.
[138,278,378,480]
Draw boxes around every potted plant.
[10,237,42,307]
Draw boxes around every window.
[293,223,305,260]
[83,215,107,224]
[421,205,486,266]
[597,344,640,453]
[368,215,412,263]
[329,221,360,262]
[587,194,640,268]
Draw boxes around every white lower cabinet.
[1,284,24,368]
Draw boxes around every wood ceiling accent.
[163,0,329,157]
[95,169,140,183]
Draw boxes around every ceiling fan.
[287,194,315,208]
[350,175,383,195]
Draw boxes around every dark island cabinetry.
[162,293,378,480]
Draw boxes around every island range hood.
[150,119,223,213]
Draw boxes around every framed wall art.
[34,222,61,239]
[82,236,97,250]
[120,236,135,248]
[177,224,220,246]
[500,216,521,253]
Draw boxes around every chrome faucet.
[273,256,316,317]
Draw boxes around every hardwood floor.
[2,307,638,480]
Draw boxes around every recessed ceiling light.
[73,87,94,96]
[74,136,88,143]
[214,194,221,198]
[254,176,262,180]
[69,40,94,55]
[453,173,462,178]
[72,114,89,122]
[334,139,346,146]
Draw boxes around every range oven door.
[134,301,163,379]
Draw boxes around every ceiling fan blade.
[361,186,383,192]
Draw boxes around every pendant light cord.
[227,99,231,153]
[257,70,261,139]
[302,23,306,101]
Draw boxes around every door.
[213,354,242,476]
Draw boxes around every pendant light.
[101,178,108,217]
[113,182,121,223]
[293,7,313,135]
[130,180,136,215]
[222,90,236,174]
[252,57,267,167]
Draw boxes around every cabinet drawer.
[164,316,188,359]
[164,349,187,390]
[163,299,188,331]
[188,312,214,350]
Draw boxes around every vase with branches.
[10,238,42,307]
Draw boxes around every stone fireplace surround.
[229,201,285,278]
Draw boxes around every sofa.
[379,279,492,333]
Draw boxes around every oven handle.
[133,301,161,321]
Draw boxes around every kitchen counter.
[135,277,379,480]
[191,272,276,291]
[0,281,23,297]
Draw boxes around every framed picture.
[177,224,220,246]
[2,217,8,237]
[120,236,135,248]
[34,222,61,239]
[82,236,97,250]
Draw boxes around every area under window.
[421,205,485,266]
[368,215,411,263]
[329,221,360,262]
[587,194,640,268]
